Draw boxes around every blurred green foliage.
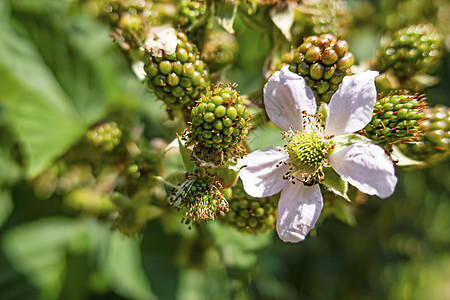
[0,0,449,299]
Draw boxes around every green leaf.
[0,5,127,177]
[177,135,195,172]
[331,200,356,227]
[0,147,22,185]
[102,232,156,300]
[1,218,80,300]
[209,165,239,188]
[214,0,238,34]
[0,189,13,228]
[247,124,284,150]
[0,21,85,177]
[269,5,294,41]
[392,145,425,167]
[207,221,272,269]
[332,134,373,153]
[322,167,349,201]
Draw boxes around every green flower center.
[287,131,327,169]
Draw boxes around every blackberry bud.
[170,171,229,228]
[125,149,162,191]
[276,34,354,104]
[185,85,251,165]
[377,24,443,79]
[86,120,122,152]
[398,105,450,164]
[222,181,278,234]
[201,30,238,73]
[144,31,210,116]
[363,92,426,146]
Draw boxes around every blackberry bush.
[377,24,443,79]
[363,92,426,146]
[277,34,354,103]
[186,85,251,165]
[144,31,210,115]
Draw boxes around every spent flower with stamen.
[169,171,229,228]
[238,66,397,243]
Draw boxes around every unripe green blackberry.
[377,24,443,79]
[277,34,354,103]
[294,0,351,40]
[144,31,210,115]
[86,121,122,151]
[104,0,153,48]
[398,105,450,164]
[201,30,238,73]
[170,171,228,228]
[187,85,251,165]
[222,181,278,234]
[363,92,426,146]
[174,0,210,48]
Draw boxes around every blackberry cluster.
[398,105,450,164]
[144,31,210,114]
[86,121,122,152]
[377,24,443,79]
[295,0,351,39]
[187,85,251,165]
[169,172,228,228]
[277,34,354,103]
[222,182,278,234]
[363,93,426,146]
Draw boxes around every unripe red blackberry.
[377,24,443,79]
[86,121,122,151]
[294,0,351,40]
[363,92,426,146]
[186,85,251,165]
[277,34,354,104]
[222,181,278,234]
[174,0,210,48]
[144,31,210,115]
[398,105,450,164]
[170,171,228,228]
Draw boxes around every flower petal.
[325,70,378,136]
[264,66,316,131]
[276,183,323,243]
[328,143,397,198]
[238,146,290,198]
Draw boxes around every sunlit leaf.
[322,167,349,201]
[214,0,238,34]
